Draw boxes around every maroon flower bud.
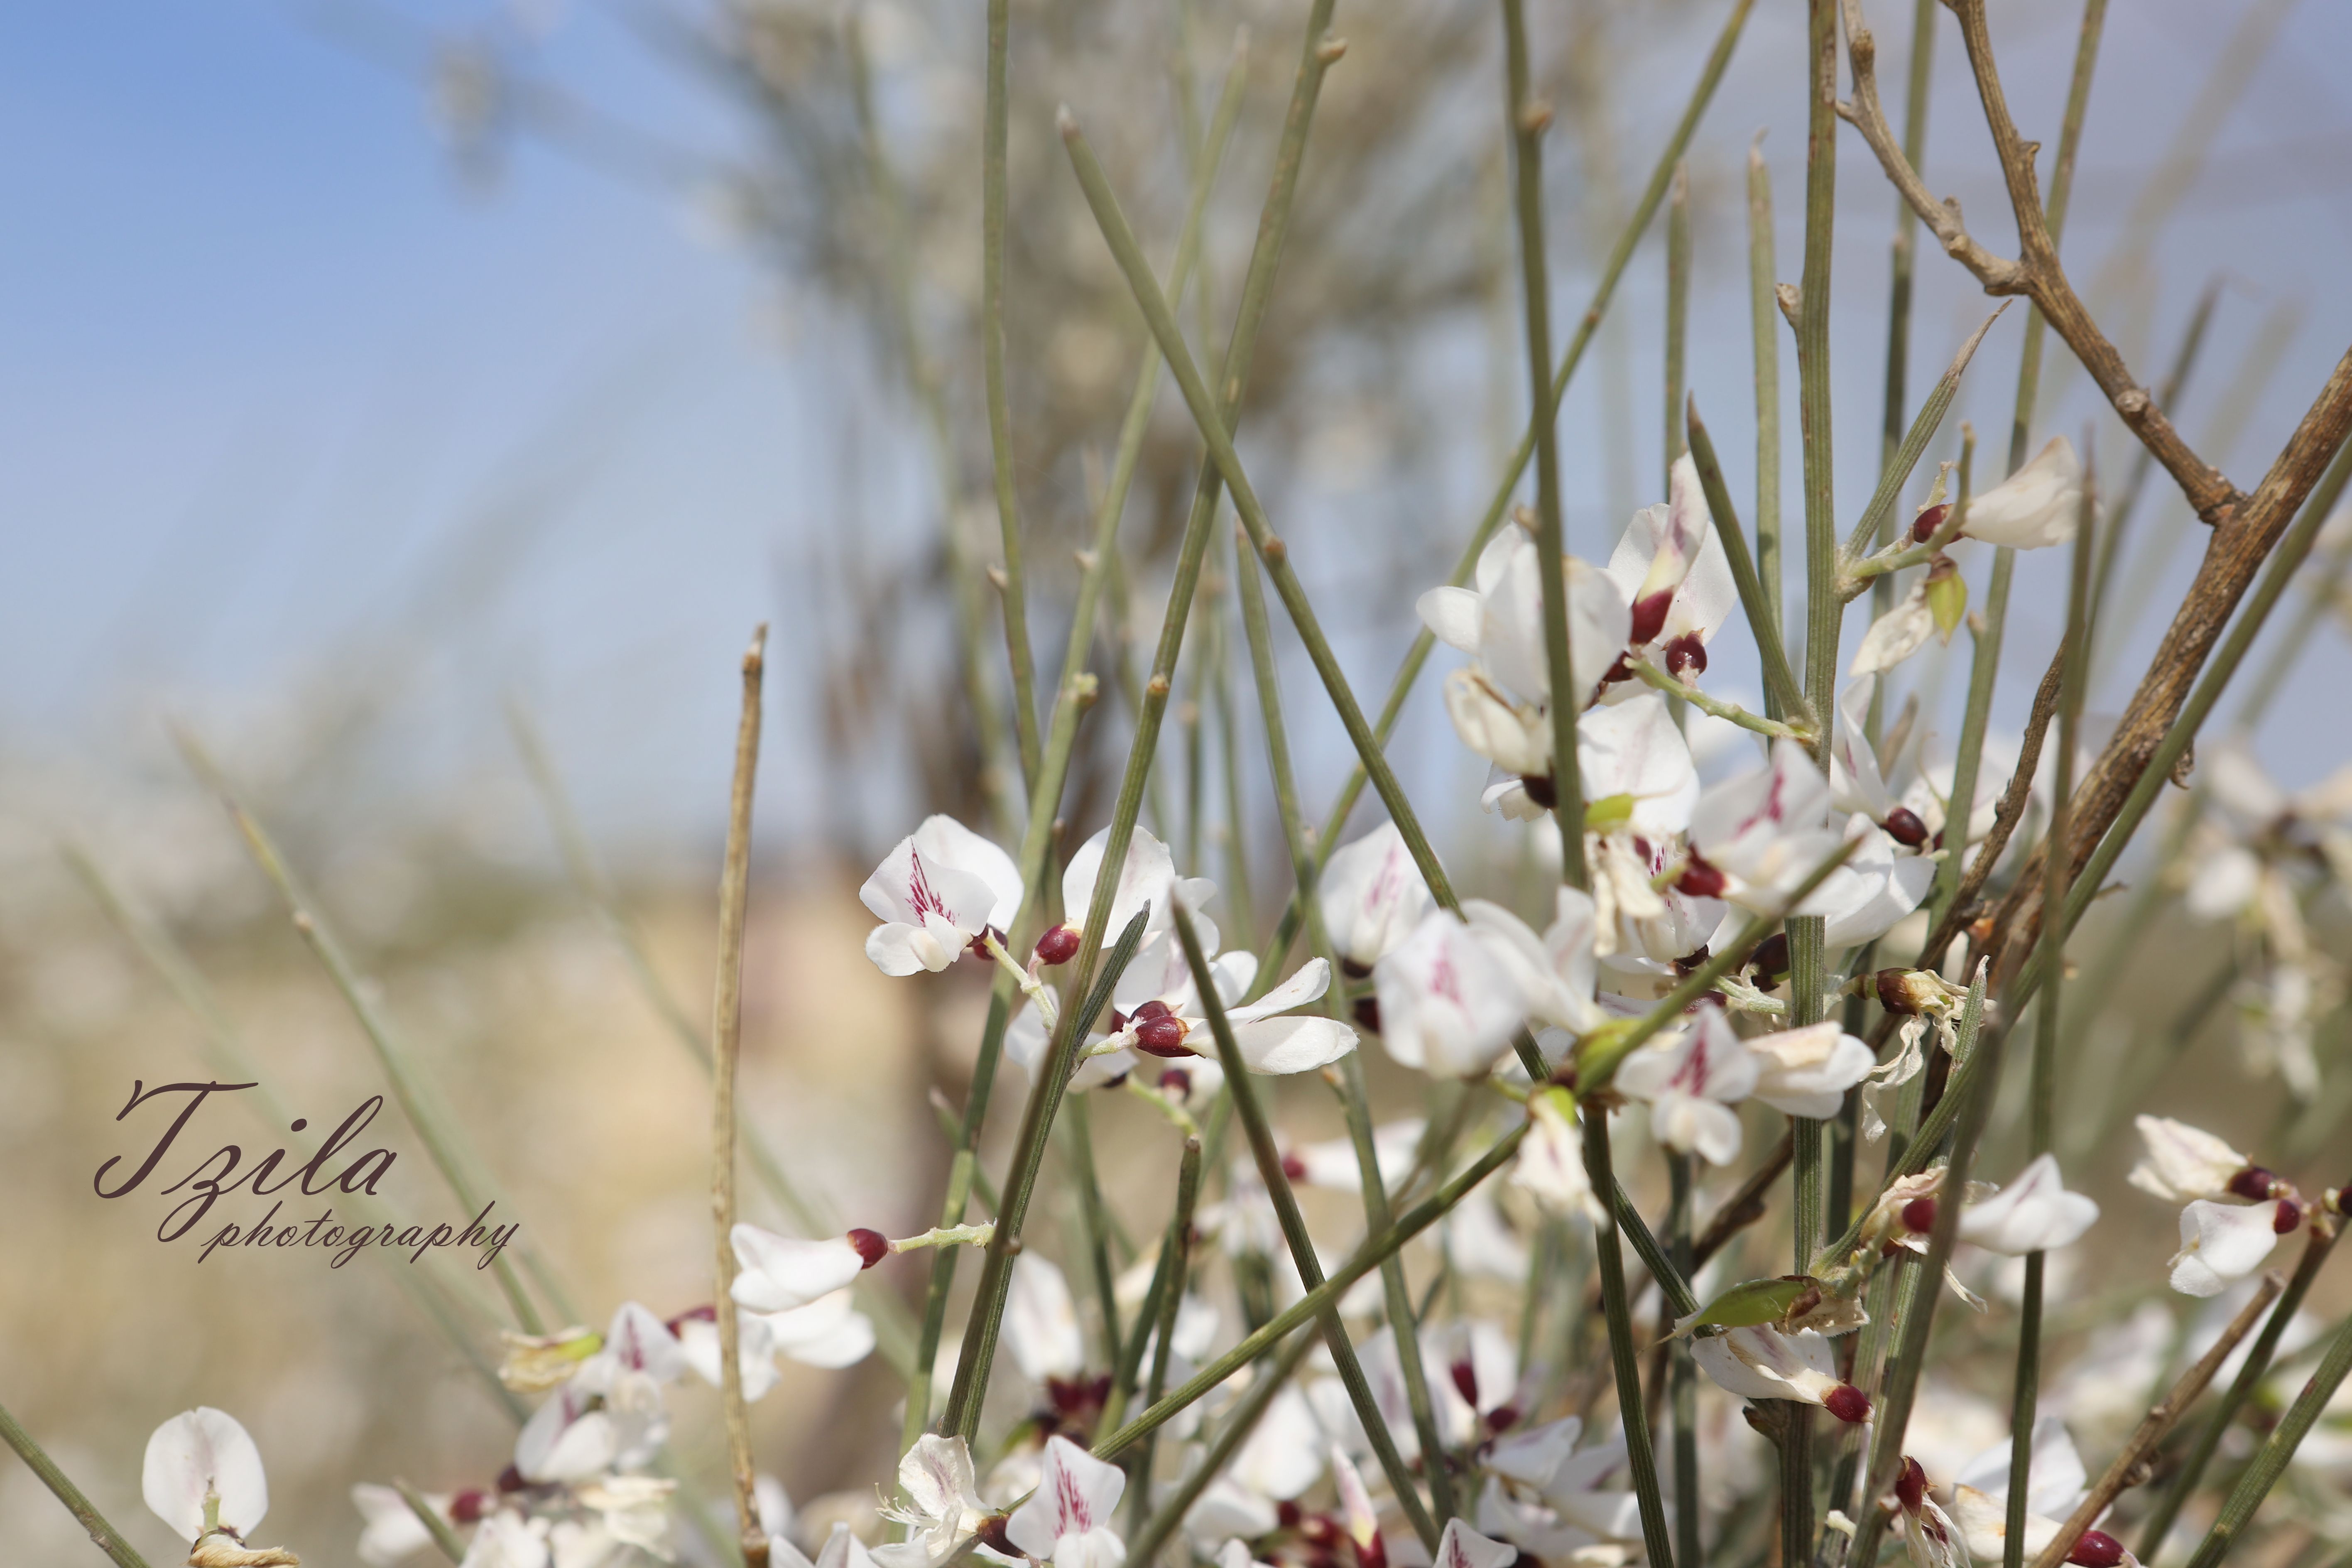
[1135,1014,1193,1056]
[1663,631,1709,680]
[2228,1166,2281,1202]
[1598,653,1637,691]
[1281,1152,1310,1183]
[1340,956,1373,981]
[2068,1531,2127,1568]
[1158,1067,1192,1099]
[1352,993,1383,1035]
[496,1464,527,1494]
[978,1515,1017,1557]
[1883,806,1930,847]
[1823,1384,1872,1425]
[848,1228,891,1268]
[1672,945,1714,978]
[1519,772,1558,810]
[1877,969,1944,1016]
[1487,1403,1521,1432]
[451,1490,491,1524]
[1132,999,1171,1021]
[1034,925,1082,967]
[1901,1196,1938,1234]
[1449,1358,1480,1409]
[1911,503,1950,544]
[1276,1500,1304,1531]
[1629,590,1675,647]
[1750,932,1791,985]
[2274,1198,2303,1234]
[1676,853,1727,899]
[1300,1515,1340,1548]
[1894,1457,1930,1514]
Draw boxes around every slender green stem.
[1838,306,2005,566]
[2002,1249,2048,1568]
[1123,1328,1319,1566]
[1502,0,1587,885]
[1923,431,1999,946]
[1668,1153,1702,1568]
[1880,0,1937,484]
[1666,159,1691,478]
[397,1478,470,1564]
[1748,136,1784,682]
[175,732,559,1333]
[1848,971,1999,1568]
[1632,657,1811,741]
[1170,904,1441,1550]
[2180,1305,2352,1568]
[1061,1095,1124,1370]
[1686,398,1813,728]
[1585,1108,1678,1568]
[1061,113,1459,913]
[982,0,1040,790]
[0,1400,157,1568]
[1123,1136,1203,1541]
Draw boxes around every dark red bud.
[1281,1152,1310,1183]
[1598,653,1637,691]
[1877,968,1928,1015]
[1034,925,1081,967]
[1911,503,1950,543]
[1824,1384,1872,1424]
[2274,1198,2302,1235]
[2068,1531,2127,1568]
[496,1464,527,1494]
[1630,590,1675,647]
[1351,993,1383,1035]
[1132,999,1172,1022]
[2228,1166,2281,1202]
[1676,854,1727,899]
[1277,1500,1305,1531]
[1449,1358,1480,1409]
[1895,1457,1930,1513]
[1751,932,1791,985]
[1901,1196,1938,1234]
[848,1228,891,1268]
[1357,1535,1388,1568]
[1664,631,1708,680]
[1488,1403,1521,1432]
[1135,1015,1193,1056]
[451,1490,490,1524]
[1301,1516,1340,1547]
[1672,945,1713,978]
[1519,772,1558,810]
[1884,806,1929,848]
[978,1516,1017,1557]
[1157,1067,1192,1099]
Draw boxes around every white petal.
[1956,1154,2100,1255]
[1960,436,2082,550]
[1228,958,1333,1024]
[1850,585,1937,679]
[1007,1437,1127,1557]
[1318,823,1434,969]
[1006,1253,1086,1381]
[865,921,951,977]
[729,1228,867,1315]
[2169,1200,2282,1297]
[144,1409,270,1541]
[1231,1015,1359,1074]
[1417,586,1485,654]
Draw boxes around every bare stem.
[0,1399,156,1568]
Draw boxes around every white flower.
[1690,1327,1869,1422]
[1746,1021,1877,1119]
[1955,1414,2089,1523]
[461,1513,551,1568]
[1107,936,1358,1076]
[779,1522,882,1568]
[1372,904,1545,1078]
[1613,1010,1759,1166]
[1577,693,1703,832]
[2128,1116,2254,1203]
[1594,454,1738,693]
[1229,1387,1328,1501]
[1957,1155,2101,1256]
[1827,677,1898,822]
[2168,1199,2286,1297]
[144,1408,270,1545]
[1850,583,1939,679]
[880,1435,989,1562]
[1290,1118,1426,1193]
[355,1482,449,1568]
[573,1474,676,1559]
[1891,1459,1969,1568]
[1957,436,2082,550]
[1512,1088,1602,1223]
[1818,818,1938,950]
[1688,741,1846,911]
[762,1289,879,1370]
[1062,824,1212,943]
[1431,1519,1522,1568]
[861,816,1024,975]
[1319,822,1435,970]
[1006,1436,1127,1568]
[730,1228,878,1315]
[1420,529,1632,718]
[1006,1253,1087,1382]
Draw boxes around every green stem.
[982,0,1040,791]
[1123,1328,1319,1566]
[397,1478,470,1564]
[1632,657,1812,741]
[1502,0,1588,883]
[1170,904,1442,1550]
[1061,1095,1124,1370]
[1838,306,2005,566]
[1748,136,1784,681]
[1685,398,1813,728]
[1123,1136,1203,1541]
[0,1400,157,1568]
[1585,1108,1678,1568]
[2180,1304,2352,1568]
[1668,1152,1703,1568]
[1666,158,1691,478]
[1923,432,2001,949]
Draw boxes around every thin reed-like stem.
[1838,307,2006,577]
[1585,1108,1677,1568]
[1747,136,1783,676]
[0,1400,157,1568]
[1061,1094,1124,1370]
[711,627,770,1568]
[1122,1135,1202,1541]
[1666,159,1691,478]
[1668,1152,1702,1568]
[1170,903,1441,1549]
[981,0,1039,790]
[397,1478,470,1564]
[1686,399,1813,727]
[1503,0,1587,882]
[2180,1302,2352,1568]
[1123,1328,1319,1566]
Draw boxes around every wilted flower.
[861,815,1025,975]
[879,1435,989,1563]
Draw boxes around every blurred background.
[6,0,2352,1560]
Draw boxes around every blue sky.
[6,0,2352,862]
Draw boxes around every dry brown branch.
[2024,1271,2284,1568]
[1836,0,2234,524]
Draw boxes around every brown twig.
[2025,1271,2285,1568]
[712,625,771,1568]
[1835,0,2234,525]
